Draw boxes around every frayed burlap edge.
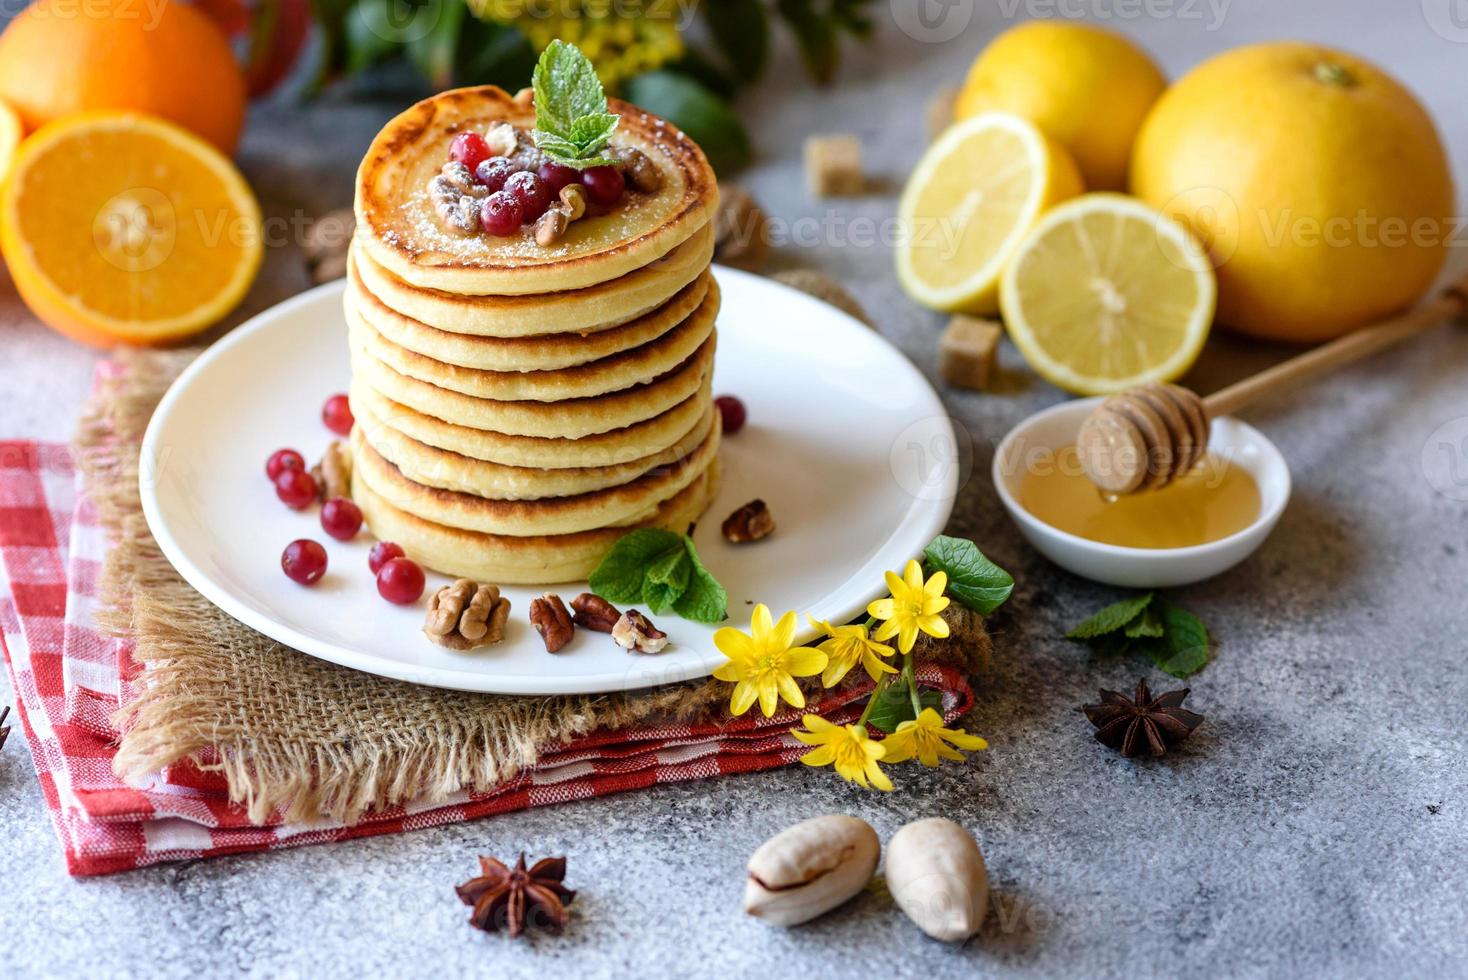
[75,348,986,825]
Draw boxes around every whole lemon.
[954,21,1164,190]
[1131,43,1454,344]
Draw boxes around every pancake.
[347,276,719,402]
[353,460,720,584]
[352,332,715,439]
[348,376,711,469]
[355,85,718,295]
[350,421,719,536]
[357,394,716,500]
[349,225,713,338]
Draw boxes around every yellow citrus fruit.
[1131,43,1453,344]
[896,112,1083,315]
[999,193,1216,396]
[954,21,1165,191]
[1,112,262,347]
[0,0,246,154]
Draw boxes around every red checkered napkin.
[0,438,974,875]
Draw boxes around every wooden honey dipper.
[1077,275,1468,495]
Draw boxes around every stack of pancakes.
[346,86,721,584]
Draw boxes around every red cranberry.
[322,393,353,436]
[265,448,304,481]
[537,160,578,195]
[480,191,524,236]
[281,539,327,585]
[376,557,425,605]
[449,132,491,172]
[274,468,319,510]
[367,542,408,575]
[320,497,363,541]
[505,171,550,221]
[715,394,747,435]
[475,157,518,193]
[581,165,624,206]
[368,540,405,574]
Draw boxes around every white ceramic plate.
[141,267,957,694]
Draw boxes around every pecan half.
[722,499,775,544]
[529,594,574,653]
[425,579,510,651]
[535,207,569,247]
[570,593,620,633]
[617,147,664,193]
[611,609,668,654]
[311,440,352,501]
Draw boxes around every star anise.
[455,853,575,937]
[1082,679,1204,757]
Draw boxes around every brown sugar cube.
[939,316,1002,391]
[804,134,864,197]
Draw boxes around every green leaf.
[704,0,770,82]
[533,39,610,140]
[1066,593,1154,640]
[452,20,537,89]
[622,71,753,173]
[404,0,464,90]
[663,49,740,101]
[641,547,692,615]
[671,536,728,624]
[589,529,685,605]
[1152,601,1211,678]
[922,535,1014,615]
[777,0,838,84]
[1124,607,1164,639]
[866,680,942,734]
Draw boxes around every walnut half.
[425,579,510,651]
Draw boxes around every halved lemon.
[999,193,1216,395]
[0,112,262,347]
[896,111,1083,314]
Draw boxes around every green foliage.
[1065,593,1213,678]
[922,535,1014,615]
[865,678,943,734]
[622,71,752,173]
[589,529,728,624]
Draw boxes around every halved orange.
[0,99,20,182]
[1,112,262,347]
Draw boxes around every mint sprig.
[922,535,1013,615]
[531,40,619,169]
[589,529,727,624]
[1066,593,1212,678]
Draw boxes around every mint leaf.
[671,536,727,624]
[589,529,683,605]
[1125,607,1164,639]
[1152,601,1211,678]
[642,546,691,615]
[922,535,1013,614]
[866,680,942,734]
[531,40,621,167]
[588,528,728,624]
[1066,593,1154,639]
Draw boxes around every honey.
[1018,445,1261,549]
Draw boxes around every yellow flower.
[791,714,893,791]
[867,559,951,654]
[807,616,897,687]
[474,0,685,88]
[712,604,826,717]
[881,708,988,767]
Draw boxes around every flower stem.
[903,656,923,716]
[858,675,891,728]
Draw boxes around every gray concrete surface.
[3,3,1466,977]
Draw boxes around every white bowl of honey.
[992,398,1291,587]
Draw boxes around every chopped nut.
[939,315,1002,391]
[535,207,569,246]
[804,134,864,197]
[559,183,587,221]
[712,184,770,273]
[617,146,664,193]
[772,269,872,327]
[570,593,621,633]
[311,439,352,500]
[611,609,668,654]
[529,593,574,653]
[440,160,488,197]
[425,579,510,650]
[926,86,959,142]
[431,187,482,235]
[722,499,775,543]
[484,122,518,157]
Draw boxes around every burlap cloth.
[76,349,988,825]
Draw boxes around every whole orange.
[0,0,246,154]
